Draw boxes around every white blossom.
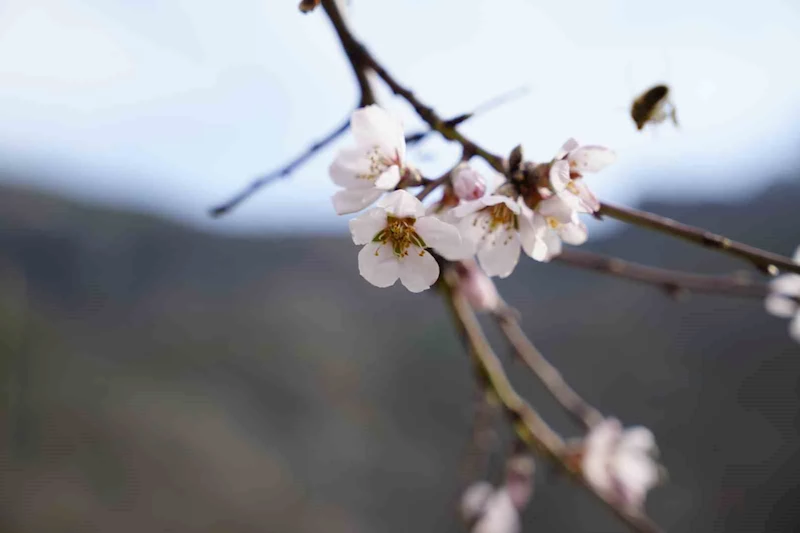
[549,138,615,214]
[527,195,588,262]
[329,105,408,215]
[452,163,487,201]
[764,245,800,342]
[452,195,540,278]
[349,190,461,292]
[582,418,661,511]
[461,482,520,533]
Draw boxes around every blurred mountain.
[1,181,799,533]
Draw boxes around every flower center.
[566,181,579,195]
[471,203,519,246]
[357,146,401,182]
[372,216,426,258]
[546,216,560,229]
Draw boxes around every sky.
[0,0,799,236]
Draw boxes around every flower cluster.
[764,246,800,343]
[329,106,616,292]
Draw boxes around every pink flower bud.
[452,164,487,201]
[457,259,500,312]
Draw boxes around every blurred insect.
[630,84,678,131]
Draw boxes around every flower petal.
[568,146,616,173]
[329,148,374,189]
[332,188,383,215]
[573,179,601,213]
[541,228,562,260]
[518,209,542,258]
[349,208,386,245]
[373,165,402,190]
[537,195,575,223]
[558,219,588,245]
[398,248,439,292]
[477,230,521,278]
[351,105,405,161]
[415,216,465,260]
[765,293,796,318]
[770,274,800,298]
[789,313,800,343]
[554,137,580,160]
[357,242,399,288]
[377,189,426,218]
[549,160,572,193]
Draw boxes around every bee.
[630,84,678,131]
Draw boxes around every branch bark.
[599,201,800,276]
[442,271,663,533]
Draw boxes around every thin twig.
[599,201,800,276]
[442,270,663,533]
[555,249,777,300]
[493,312,604,429]
[416,172,451,201]
[209,117,350,217]
[405,85,530,146]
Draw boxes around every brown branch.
[441,270,663,533]
[405,85,530,146]
[320,1,376,107]
[555,248,777,300]
[209,116,351,217]
[493,312,604,429]
[319,0,505,173]
[599,201,800,276]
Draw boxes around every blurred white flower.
[460,455,534,533]
[456,259,501,312]
[329,105,407,215]
[582,418,661,511]
[452,163,487,201]
[764,246,800,342]
[452,195,539,278]
[349,190,461,292]
[528,195,588,262]
[549,138,615,214]
[461,482,520,533]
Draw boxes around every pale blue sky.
[0,0,799,235]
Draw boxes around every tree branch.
[319,0,505,173]
[599,201,800,276]
[209,116,351,217]
[554,248,778,300]
[441,270,663,533]
[492,311,604,429]
[320,0,376,107]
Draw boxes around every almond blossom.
[452,194,540,278]
[527,195,589,262]
[764,245,800,343]
[452,163,487,201]
[582,418,661,511]
[349,190,461,292]
[549,138,615,214]
[329,105,408,215]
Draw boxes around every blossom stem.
[598,201,800,276]
[442,268,664,533]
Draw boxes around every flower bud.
[452,164,487,201]
[457,259,501,312]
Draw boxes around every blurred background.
[1,0,800,531]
